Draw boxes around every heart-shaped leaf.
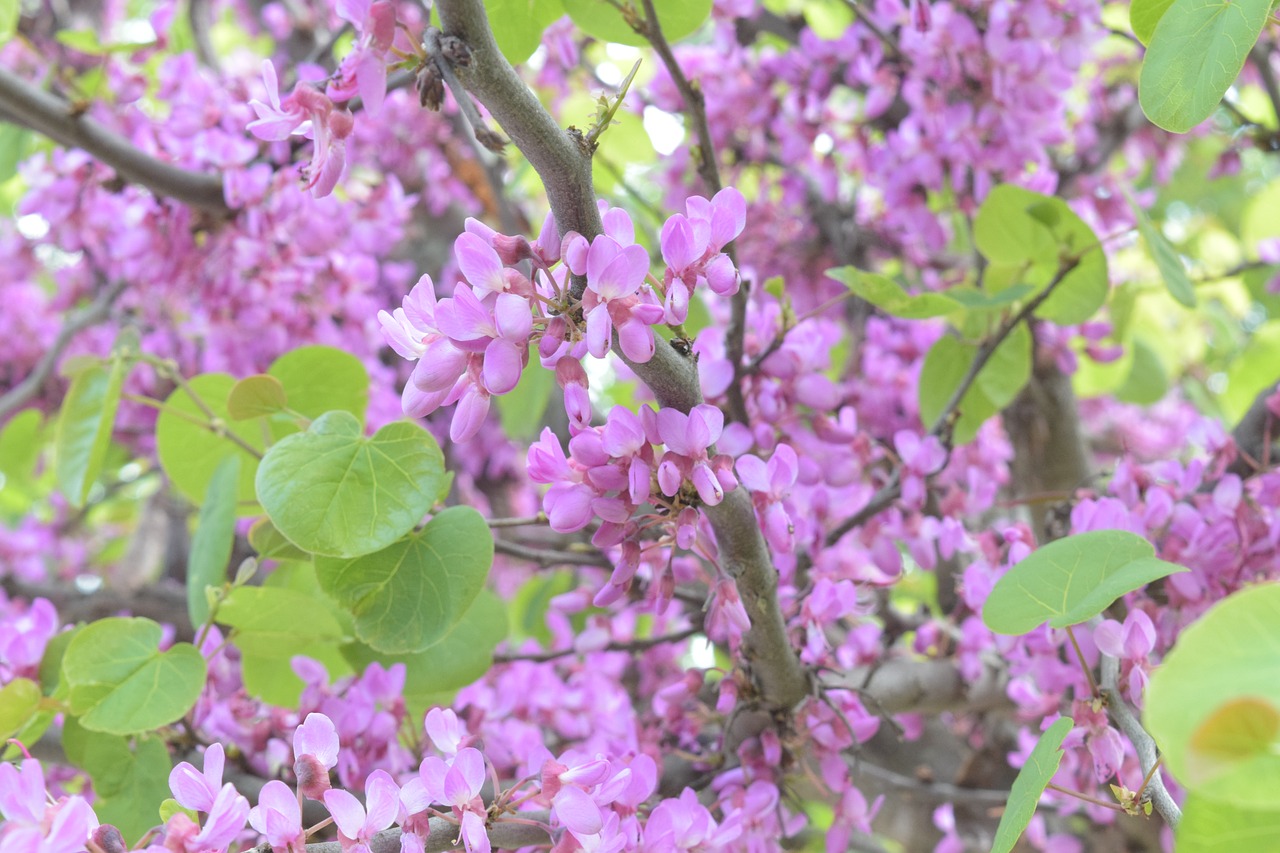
[54,359,125,506]
[62,719,172,842]
[187,455,240,627]
[0,677,41,740]
[156,373,265,509]
[227,374,288,420]
[62,618,206,734]
[983,531,1188,634]
[317,506,493,653]
[255,411,444,558]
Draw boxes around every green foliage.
[990,717,1074,853]
[1145,583,1280,814]
[187,456,241,627]
[1129,0,1177,44]
[486,0,565,64]
[1220,319,1280,423]
[0,408,43,511]
[1176,793,1280,851]
[342,588,508,715]
[496,356,556,439]
[316,506,494,654]
[218,583,352,706]
[974,185,1108,325]
[826,268,965,319]
[0,677,41,740]
[54,358,126,507]
[255,411,445,558]
[917,325,1031,444]
[226,374,288,420]
[62,617,207,734]
[982,530,1187,634]
[1131,198,1196,307]
[62,718,172,843]
[1138,0,1273,133]
[562,0,712,47]
[247,516,311,562]
[155,373,265,508]
[265,345,369,436]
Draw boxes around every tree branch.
[1228,380,1279,477]
[1099,654,1180,828]
[0,279,127,422]
[0,67,230,213]
[493,625,699,663]
[247,812,551,853]
[823,658,1010,715]
[435,0,809,711]
[492,537,613,568]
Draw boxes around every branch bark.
[823,658,1010,715]
[1100,654,1180,828]
[434,0,808,711]
[0,67,230,213]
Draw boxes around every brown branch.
[0,279,127,422]
[1099,654,1180,828]
[493,625,700,663]
[0,67,229,213]
[636,0,749,425]
[492,537,613,568]
[824,658,1010,715]
[247,813,551,853]
[435,0,809,711]
[1228,381,1280,476]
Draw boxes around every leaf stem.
[1064,624,1100,698]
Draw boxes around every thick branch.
[248,813,551,853]
[1227,381,1279,476]
[823,658,1010,716]
[0,67,229,213]
[435,0,808,711]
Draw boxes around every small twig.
[0,279,127,421]
[493,625,699,663]
[1251,44,1280,126]
[851,758,1013,805]
[1045,783,1127,813]
[492,537,613,568]
[1099,653,1181,827]
[0,67,228,212]
[1064,624,1100,698]
[422,27,507,152]
[841,0,902,60]
[485,514,548,529]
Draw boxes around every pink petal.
[323,789,366,839]
[456,232,508,295]
[553,785,603,835]
[483,338,523,395]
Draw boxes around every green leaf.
[982,530,1188,634]
[218,584,351,706]
[155,373,265,509]
[974,185,1108,325]
[62,617,207,734]
[0,408,44,492]
[1131,198,1196,307]
[342,588,507,716]
[826,268,964,318]
[267,345,369,432]
[62,719,172,842]
[317,506,493,653]
[0,677,41,740]
[227,375,288,420]
[991,717,1074,853]
[918,336,995,445]
[1139,0,1273,133]
[1221,320,1280,423]
[1115,338,1169,406]
[160,798,198,824]
[1177,793,1280,850]
[0,123,32,183]
[248,516,311,561]
[54,359,126,507]
[562,0,712,47]
[256,411,444,558]
[1145,583,1280,810]
[974,323,1032,409]
[487,0,565,64]
[496,356,556,439]
[1130,0,1176,44]
[187,455,241,627]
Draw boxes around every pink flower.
[323,770,400,853]
[294,712,340,800]
[169,743,225,813]
[248,780,304,853]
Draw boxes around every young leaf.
[255,411,445,558]
[267,345,369,432]
[991,717,1074,853]
[247,516,311,561]
[54,359,125,506]
[562,0,711,47]
[982,530,1188,634]
[155,373,265,509]
[825,267,965,318]
[1130,198,1196,307]
[62,617,206,735]
[1139,0,1273,133]
[316,506,493,654]
[187,455,241,627]
[62,720,172,842]
[0,677,41,740]
[1129,0,1176,44]
[227,374,288,420]
[1145,583,1280,811]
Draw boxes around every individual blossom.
[328,0,398,115]
[735,443,800,552]
[323,770,400,853]
[894,430,947,510]
[169,742,226,813]
[655,405,737,506]
[295,712,341,799]
[163,783,250,853]
[659,188,746,322]
[248,780,305,853]
[417,748,490,853]
[247,61,354,197]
